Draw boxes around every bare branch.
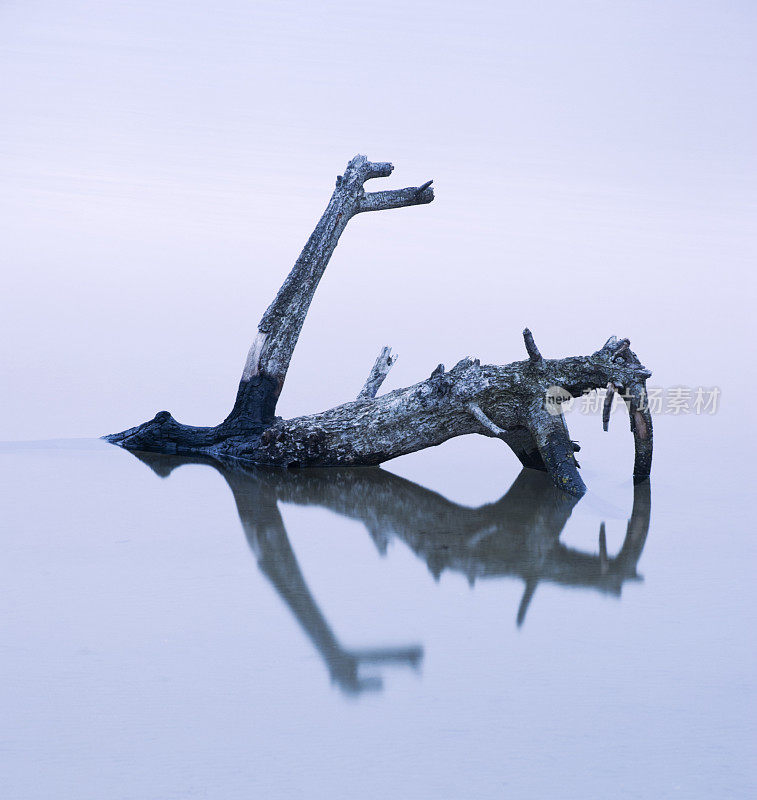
[466,401,508,437]
[358,346,398,400]
[525,405,586,497]
[364,161,393,179]
[231,154,434,427]
[621,381,654,484]
[602,382,615,431]
[359,185,435,213]
[522,328,543,362]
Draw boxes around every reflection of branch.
[132,451,422,695]
[131,451,651,678]
[258,466,651,625]
[224,467,422,694]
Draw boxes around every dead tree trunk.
[105,155,653,496]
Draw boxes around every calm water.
[2,406,755,799]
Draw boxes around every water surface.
[2,416,754,798]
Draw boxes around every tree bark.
[105,155,653,496]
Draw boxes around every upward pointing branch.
[523,328,543,362]
[242,155,434,406]
[358,346,398,400]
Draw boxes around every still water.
[2,408,754,799]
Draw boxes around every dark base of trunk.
[103,374,279,456]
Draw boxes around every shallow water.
[2,411,754,799]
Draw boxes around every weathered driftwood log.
[105,155,653,496]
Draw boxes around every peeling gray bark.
[104,154,653,496]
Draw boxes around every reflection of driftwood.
[135,451,422,695]
[225,466,422,694]
[229,465,651,626]
[105,155,653,496]
[133,451,651,693]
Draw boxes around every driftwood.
[131,451,651,692]
[105,155,653,496]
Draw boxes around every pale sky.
[1,0,754,438]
